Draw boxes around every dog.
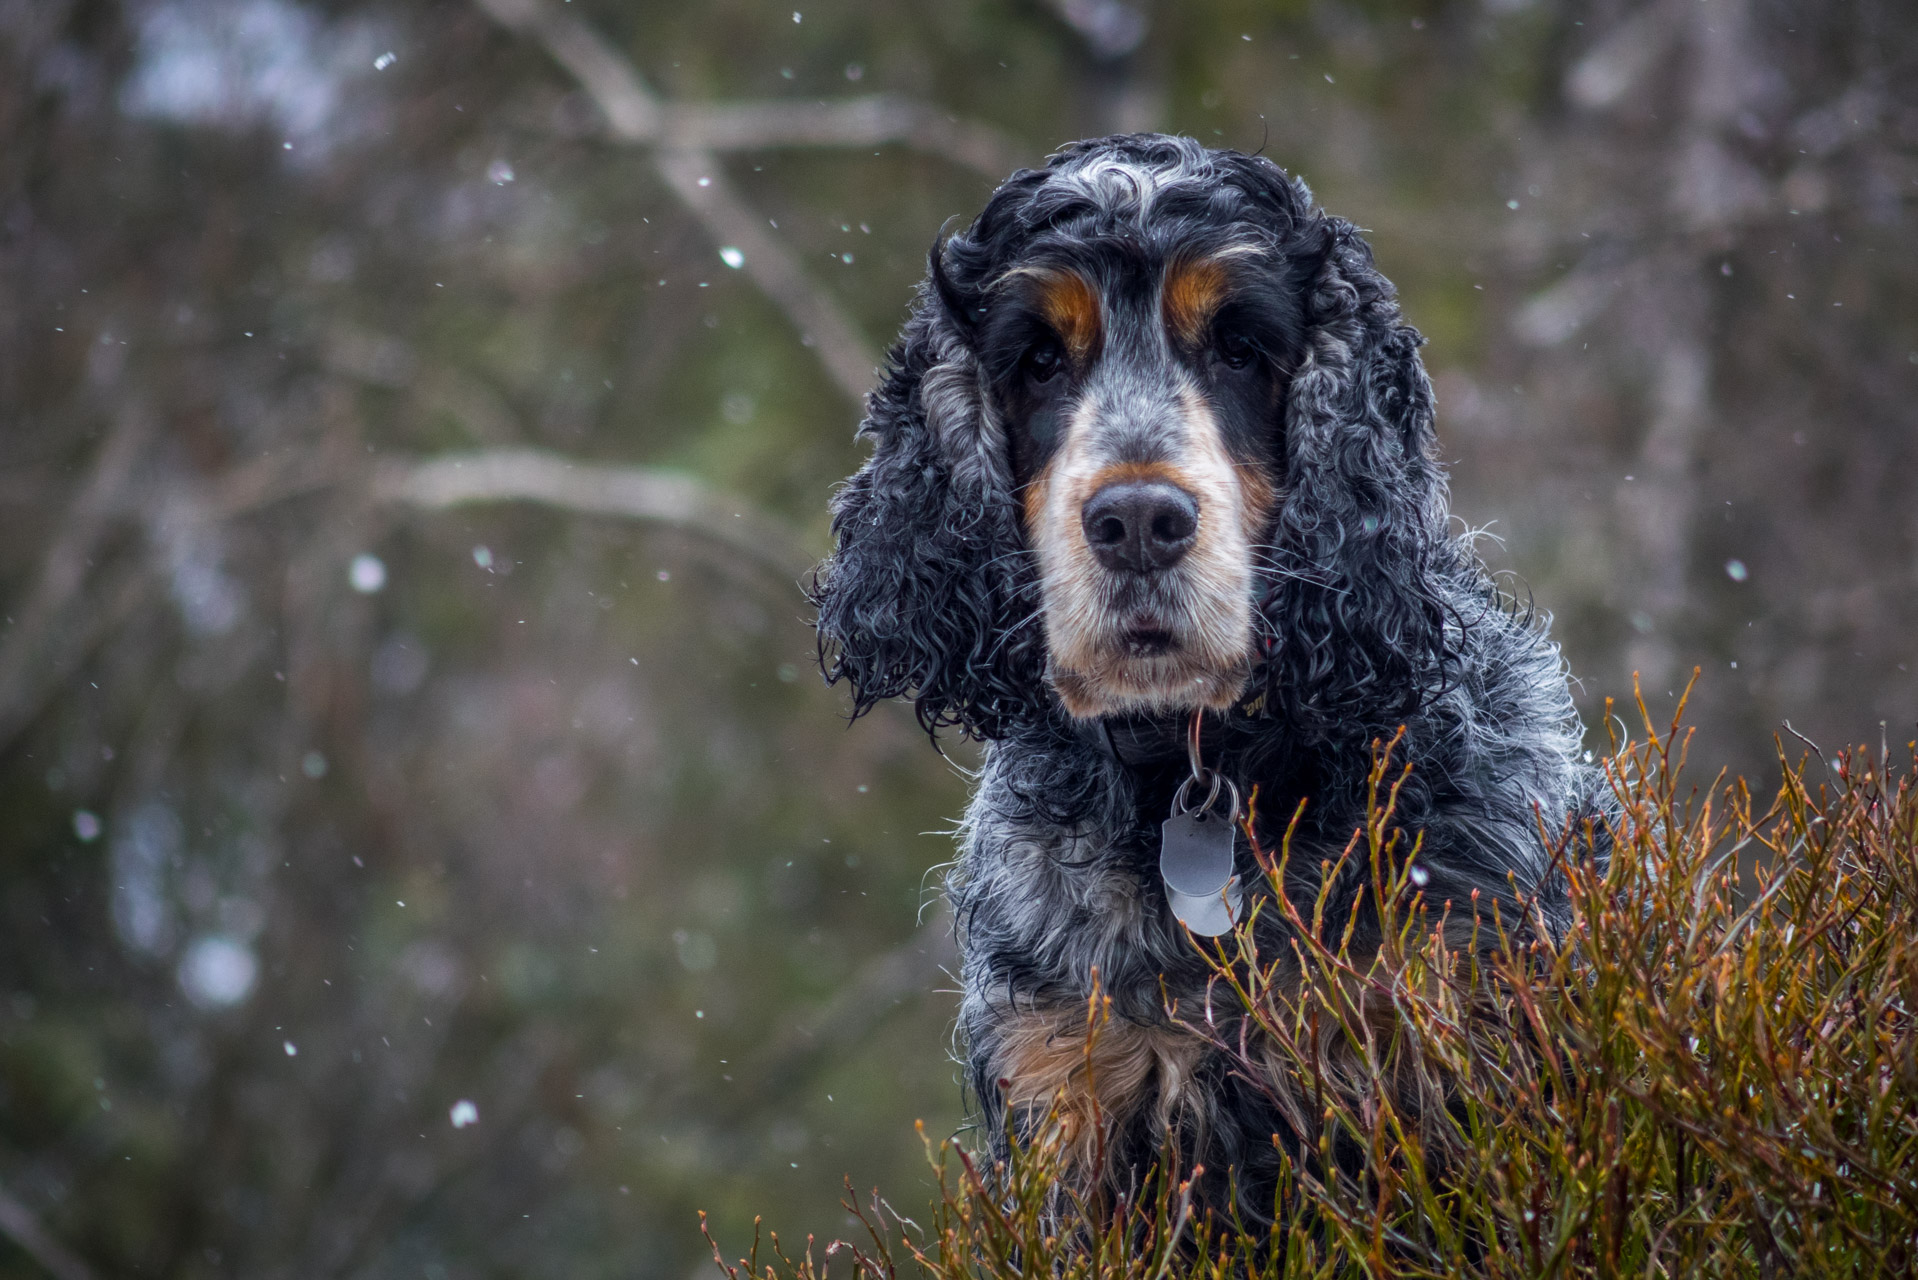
[812,133,1604,1220]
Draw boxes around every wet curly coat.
[812,134,1604,1219]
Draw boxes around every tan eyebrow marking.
[1161,256,1232,349]
[1023,268,1102,363]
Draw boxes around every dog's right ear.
[811,238,1046,740]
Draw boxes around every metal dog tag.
[1160,808,1243,937]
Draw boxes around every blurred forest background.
[0,0,1913,1275]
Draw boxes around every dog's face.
[817,135,1445,741]
[974,240,1305,718]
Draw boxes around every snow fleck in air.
[656,569,671,582]
[487,159,515,185]
[793,11,801,21]
[450,1099,479,1128]
[718,246,745,269]
[1506,199,1520,210]
[374,51,396,70]
[1407,863,1430,887]
[696,176,711,187]
[302,751,328,779]
[284,1040,298,1056]
[180,935,258,1007]
[349,553,386,593]
[1725,559,1749,582]
[472,545,493,569]
[73,810,103,842]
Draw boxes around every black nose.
[1081,481,1199,574]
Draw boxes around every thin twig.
[376,448,815,582]
[473,0,882,405]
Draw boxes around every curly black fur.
[812,134,1606,1223]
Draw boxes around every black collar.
[1080,699,1267,773]
[1087,712,1194,771]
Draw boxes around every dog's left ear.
[1260,214,1456,727]
[810,241,1046,740]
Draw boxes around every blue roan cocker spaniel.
[813,134,1605,1219]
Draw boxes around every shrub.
[707,692,1918,1278]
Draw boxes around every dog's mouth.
[1119,625,1177,657]
[1047,605,1254,719]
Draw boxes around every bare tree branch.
[659,97,1019,183]
[647,149,879,404]
[0,1184,96,1280]
[1,430,817,757]
[474,0,882,405]
[0,405,153,754]
[376,448,815,582]
[476,0,1017,181]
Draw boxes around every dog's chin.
[1048,635,1252,720]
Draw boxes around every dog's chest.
[957,797,1204,1000]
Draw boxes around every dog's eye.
[1215,330,1258,370]
[1022,338,1064,384]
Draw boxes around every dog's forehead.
[1029,152,1225,237]
[1051,153,1187,212]
[992,156,1273,282]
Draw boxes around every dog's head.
[816,134,1451,739]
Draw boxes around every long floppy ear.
[1257,215,1457,729]
[811,243,1047,739]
